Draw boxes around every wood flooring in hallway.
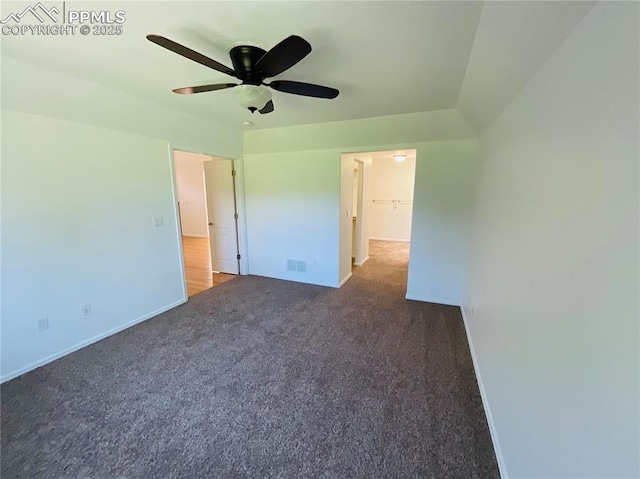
[181,235,236,297]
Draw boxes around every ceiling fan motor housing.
[230,45,268,85]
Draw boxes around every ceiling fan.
[146,34,339,114]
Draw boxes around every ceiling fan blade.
[269,80,339,99]
[259,100,274,114]
[255,35,312,78]
[147,34,237,77]
[173,83,238,95]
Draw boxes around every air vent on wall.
[287,259,307,273]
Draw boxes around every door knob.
[208,222,213,226]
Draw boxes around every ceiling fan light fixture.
[232,85,272,111]
[393,154,407,163]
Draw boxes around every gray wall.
[243,111,477,304]
[1,58,243,381]
[463,3,640,477]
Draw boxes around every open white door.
[204,159,240,274]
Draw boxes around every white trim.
[354,256,369,267]
[404,293,460,307]
[338,272,353,287]
[168,146,189,301]
[231,157,250,275]
[0,299,186,384]
[370,237,410,243]
[460,306,508,479]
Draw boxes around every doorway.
[339,149,417,287]
[173,150,240,297]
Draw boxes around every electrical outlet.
[153,216,164,228]
[37,317,49,332]
[81,303,92,316]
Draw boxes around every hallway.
[353,239,411,286]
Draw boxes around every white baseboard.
[338,272,353,287]
[404,293,460,306]
[354,256,369,267]
[0,299,186,384]
[370,237,410,243]
[460,306,508,479]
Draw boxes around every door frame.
[169,147,249,300]
[338,147,417,287]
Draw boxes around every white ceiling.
[1,1,595,132]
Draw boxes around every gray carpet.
[1,241,499,478]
